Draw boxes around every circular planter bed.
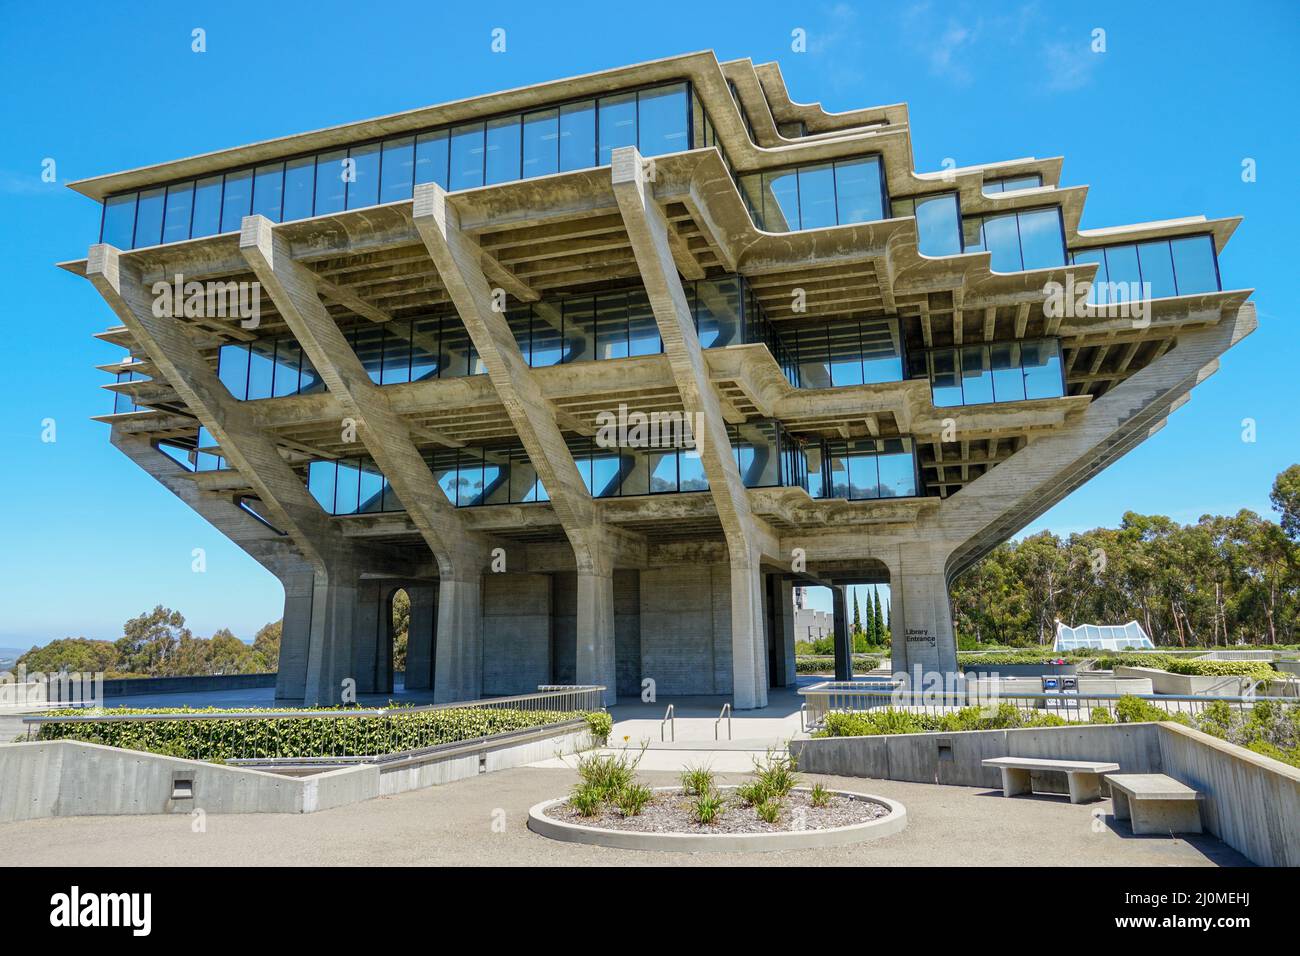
[528,786,906,852]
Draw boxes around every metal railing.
[798,680,1289,731]
[660,704,675,742]
[21,685,606,760]
[715,703,732,741]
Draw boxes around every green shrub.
[755,799,782,824]
[1113,695,1192,726]
[574,747,643,800]
[616,784,653,817]
[570,784,603,816]
[809,782,831,808]
[680,764,714,797]
[1163,659,1276,680]
[1090,706,1116,724]
[734,781,770,806]
[692,791,725,825]
[583,711,613,744]
[795,655,879,674]
[1092,653,1175,671]
[752,750,799,798]
[35,705,595,762]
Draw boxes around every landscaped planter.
[527,786,906,852]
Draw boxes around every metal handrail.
[715,703,731,741]
[660,704,675,742]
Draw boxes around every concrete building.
[62,52,1254,708]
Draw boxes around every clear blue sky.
[1,0,1295,644]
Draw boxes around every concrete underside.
[0,765,1248,867]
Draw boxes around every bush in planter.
[584,711,613,744]
[1163,659,1276,680]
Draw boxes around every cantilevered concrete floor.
[0,766,1248,867]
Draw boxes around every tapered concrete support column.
[890,545,957,679]
[730,558,769,709]
[276,569,315,701]
[576,567,617,705]
[768,577,797,688]
[304,565,361,706]
[351,581,385,694]
[435,573,483,703]
[832,587,853,681]
[404,584,437,691]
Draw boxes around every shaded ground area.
[0,765,1248,867]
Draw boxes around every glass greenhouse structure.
[1053,621,1155,652]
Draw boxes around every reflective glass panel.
[981,213,1022,272]
[1137,240,1177,299]
[380,137,415,203]
[251,163,284,220]
[833,158,885,224]
[914,193,961,256]
[271,339,302,398]
[828,321,864,386]
[162,183,194,243]
[797,164,837,230]
[485,116,521,185]
[314,151,347,215]
[563,297,596,364]
[246,340,276,400]
[309,461,337,514]
[559,100,596,172]
[1022,340,1064,399]
[410,316,442,381]
[990,342,1025,402]
[1103,244,1141,304]
[282,158,315,221]
[762,169,800,232]
[1171,236,1219,294]
[877,441,916,497]
[101,193,137,248]
[334,460,361,515]
[220,170,253,233]
[132,187,164,248]
[637,83,688,157]
[627,288,659,356]
[930,349,963,407]
[415,130,450,188]
[218,344,250,400]
[449,123,485,190]
[597,92,636,166]
[1017,208,1066,270]
[522,109,559,178]
[678,452,708,491]
[594,292,628,360]
[649,451,677,493]
[960,345,994,404]
[345,143,381,210]
[381,322,412,385]
[530,303,564,367]
[1071,248,1108,304]
[358,461,385,514]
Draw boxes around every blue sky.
[0,0,1295,643]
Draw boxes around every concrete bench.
[982,756,1121,804]
[1105,773,1203,835]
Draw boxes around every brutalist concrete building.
[62,53,1253,707]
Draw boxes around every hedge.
[795,655,879,674]
[816,703,1072,737]
[35,706,606,762]
[1162,659,1277,679]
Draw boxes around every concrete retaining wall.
[792,722,1296,867]
[1115,665,1251,696]
[0,725,593,823]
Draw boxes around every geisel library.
[62,52,1254,708]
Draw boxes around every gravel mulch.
[543,787,890,834]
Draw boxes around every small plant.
[755,799,782,824]
[616,784,653,817]
[680,763,715,796]
[574,743,645,800]
[692,791,726,825]
[569,784,603,817]
[809,782,831,808]
[584,711,613,745]
[734,781,770,806]
[752,749,799,798]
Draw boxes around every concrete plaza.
[0,762,1248,867]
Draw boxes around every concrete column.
[576,566,617,705]
[832,586,852,681]
[304,565,361,706]
[890,544,957,679]
[767,576,797,688]
[435,573,482,703]
[275,569,315,701]
[730,559,769,708]
[350,581,385,694]
[404,584,437,691]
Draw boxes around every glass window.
[1017,208,1066,270]
[796,326,832,388]
[162,183,194,243]
[381,322,412,385]
[484,116,521,185]
[983,174,1041,195]
[1071,248,1108,304]
[101,193,137,248]
[282,157,315,221]
[351,325,386,384]
[449,123,485,190]
[960,346,994,404]
[358,460,385,514]
[219,170,253,233]
[860,318,902,383]
[271,339,302,398]
[314,150,347,215]
[507,447,540,503]
[529,302,564,367]
[309,461,337,514]
[522,109,559,178]
[439,319,472,378]
[762,169,800,232]
[914,193,961,256]
[1137,240,1177,299]
[796,164,837,230]
[649,450,677,493]
[299,350,324,394]
[251,163,284,220]
[483,451,510,505]
[455,449,484,506]
[381,473,403,512]
[980,213,1022,273]
[636,83,688,157]
[218,344,250,400]
[1103,244,1141,304]
[591,448,622,498]
[190,175,224,237]
[334,460,362,515]
[678,452,708,491]
[429,449,459,505]
[1022,340,1064,399]
[132,187,164,248]
[346,143,381,210]
[1170,235,1220,295]
[559,100,596,172]
[246,339,276,400]
[563,296,596,364]
[597,93,637,166]
[380,137,415,203]
[877,440,916,497]
[828,322,864,386]
[627,288,659,356]
[847,450,879,499]
[594,291,628,360]
[415,130,449,189]
[695,277,741,348]
[990,342,1025,402]
[805,444,825,498]
[834,158,885,225]
[410,316,442,381]
[930,349,963,407]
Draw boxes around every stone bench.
[1105,773,1203,835]
[982,756,1121,804]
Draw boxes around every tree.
[873,587,886,644]
[251,621,281,672]
[1271,464,1300,542]
[17,637,119,675]
[391,590,410,672]
[115,606,190,676]
[208,629,256,674]
[852,590,862,639]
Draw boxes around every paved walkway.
[0,763,1248,867]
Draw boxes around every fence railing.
[797,680,1283,731]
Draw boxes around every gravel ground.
[545,787,889,833]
